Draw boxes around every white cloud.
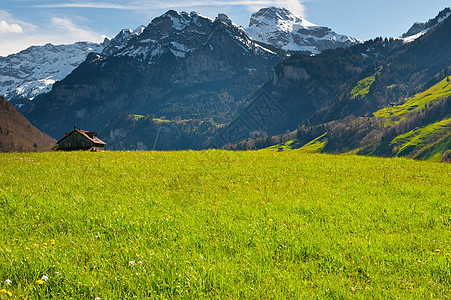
[274,0,305,17]
[0,20,23,33]
[32,0,306,16]
[0,12,104,56]
[32,2,134,10]
[49,17,102,41]
[136,0,305,15]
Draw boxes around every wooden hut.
[57,125,106,151]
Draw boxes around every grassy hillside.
[389,118,451,160]
[0,151,450,299]
[375,76,451,118]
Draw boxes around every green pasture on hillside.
[350,66,382,99]
[0,151,450,299]
[375,76,451,118]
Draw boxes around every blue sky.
[0,0,449,56]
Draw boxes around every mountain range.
[1,7,360,103]
[0,7,450,159]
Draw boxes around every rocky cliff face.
[98,10,279,82]
[245,7,361,54]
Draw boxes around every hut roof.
[57,127,106,145]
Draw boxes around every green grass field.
[0,151,450,299]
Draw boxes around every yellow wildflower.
[6,291,12,297]
[269,219,273,222]
[36,280,44,285]
[43,243,47,246]
[0,289,7,293]
[35,215,39,220]
[32,244,39,247]
[50,239,55,245]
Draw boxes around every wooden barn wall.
[59,132,94,149]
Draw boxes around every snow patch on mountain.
[245,7,361,54]
[102,26,145,55]
[0,42,107,100]
[401,7,450,43]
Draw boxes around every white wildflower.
[41,275,49,281]
[129,261,135,267]
[4,279,11,285]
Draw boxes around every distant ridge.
[0,96,55,152]
[0,41,108,101]
[401,7,451,40]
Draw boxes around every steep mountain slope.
[245,7,361,54]
[25,10,282,143]
[0,42,107,101]
[225,9,451,160]
[308,9,451,125]
[0,96,55,152]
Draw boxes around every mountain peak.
[245,7,360,54]
[215,13,232,25]
[248,7,316,30]
[248,7,314,28]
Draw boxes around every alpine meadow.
[0,151,450,298]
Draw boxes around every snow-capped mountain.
[102,10,276,63]
[245,7,361,54]
[0,41,107,100]
[401,7,450,42]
